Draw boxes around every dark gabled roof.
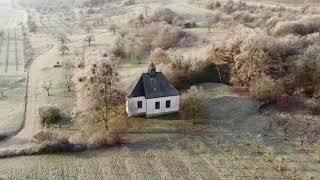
[127,72,179,99]
[127,76,145,98]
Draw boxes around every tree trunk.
[215,64,222,83]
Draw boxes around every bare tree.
[299,132,306,150]
[264,111,273,131]
[57,35,69,45]
[84,35,95,46]
[255,134,264,154]
[118,29,128,39]
[42,81,53,96]
[0,88,4,97]
[59,44,70,56]
[282,124,289,141]
[63,64,73,92]
[86,25,93,34]
[142,0,150,17]
[316,144,320,163]
[109,24,118,35]
[276,157,287,172]
[206,12,221,33]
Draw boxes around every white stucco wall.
[146,95,180,117]
[126,96,146,117]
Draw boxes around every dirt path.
[0,46,53,148]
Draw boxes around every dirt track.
[0,46,54,149]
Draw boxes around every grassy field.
[1,83,320,179]
[0,8,26,136]
[0,75,26,135]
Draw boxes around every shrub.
[207,46,236,64]
[310,101,320,115]
[121,0,135,6]
[111,38,126,58]
[249,76,285,101]
[87,131,110,147]
[38,106,61,126]
[230,31,292,87]
[152,24,186,49]
[271,16,320,36]
[163,53,230,89]
[172,16,186,27]
[232,11,255,24]
[294,50,320,96]
[180,86,208,119]
[150,48,171,65]
[33,130,69,144]
[150,8,177,24]
[206,1,222,10]
[107,107,129,144]
[265,16,281,30]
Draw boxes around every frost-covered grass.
[0,76,26,135]
[1,83,320,179]
[0,24,26,135]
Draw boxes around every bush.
[207,1,222,10]
[152,24,186,49]
[121,0,135,6]
[180,86,208,119]
[232,11,255,24]
[150,48,171,65]
[249,76,285,101]
[162,53,230,89]
[33,130,69,144]
[229,30,293,87]
[87,131,110,146]
[111,38,126,58]
[271,16,320,36]
[150,8,177,24]
[38,106,61,126]
[310,101,320,115]
[172,16,186,27]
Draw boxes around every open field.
[0,6,26,136]
[1,83,320,179]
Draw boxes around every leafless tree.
[84,35,95,46]
[264,111,273,131]
[118,29,128,39]
[57,35,69,45]
[59,44,70,56]
[255,134,264,154]
[299,132,306,150]
[86,25,93,34]
[276,157,287,172]
[316,144,320,163]
[142,0,150,17]
[0,89,4,97]
[42,81,53,96]
[283,124,289,141]
[63,64,73,92]
[206,12,221,33]
[109,24,118,35]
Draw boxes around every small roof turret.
[148,62,156,76]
